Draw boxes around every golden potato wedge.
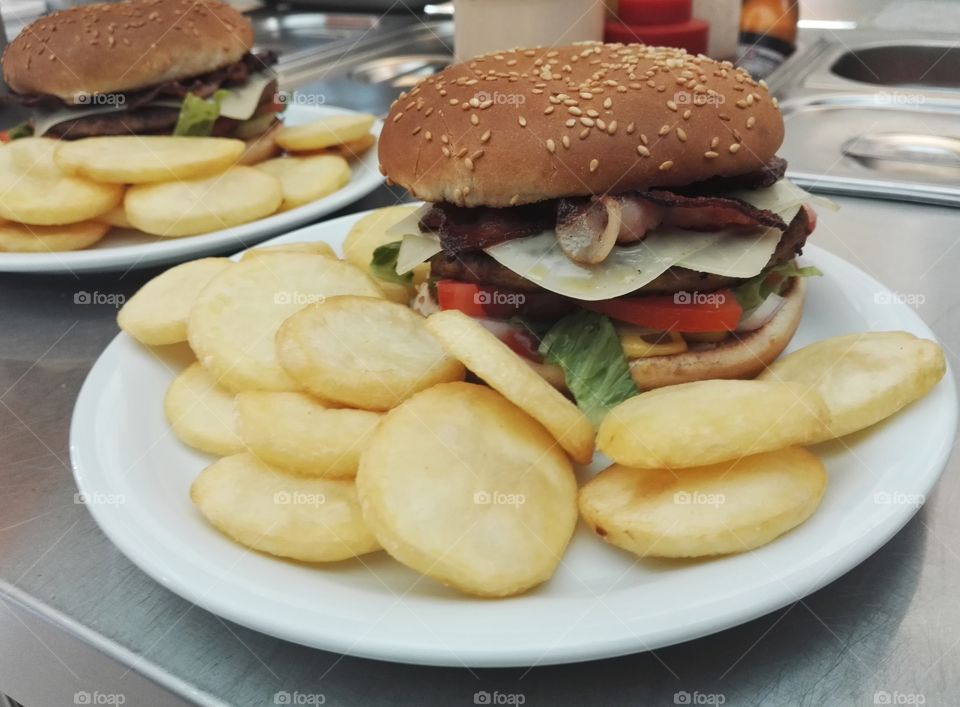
[342,205,425,304]
[0,138,122,225]
[191,453,380,562]
[235,391,381,478]
[0,220,108,252]
[357,383,578,596]
[597,379,830,469]
[760,331,946,441]
[303,133,377,160]
[277,296,464,410]
[97,204,133,230]
[187,253,384,393]
[425,310,595,464]
[164,363,245,456]
[236,122,282,166]
[254,154,351,210]
[578,448,827,557]
[125,166,282,237]
[275,113,375,152]
[240,241,337,261]
[55,136,245,184]
[117,257,233,346]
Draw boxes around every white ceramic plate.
[0,105,383,274]
[70,212,957,667]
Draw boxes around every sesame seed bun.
[378,42,784,207]
[2,0,253,103]
[628,277,805,389]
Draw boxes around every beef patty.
[429,206,811,296]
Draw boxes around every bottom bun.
[628,277,806,390]
[236,121,283,166]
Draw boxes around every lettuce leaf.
[370,241,412,285]
[173,90,230,137]
[6,122,33,140]
[539,310,638,427]
[733,261,823,313]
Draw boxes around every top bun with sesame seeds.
[2,0,253,103]
[377,42,784,207]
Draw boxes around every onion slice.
[736,293,785,332]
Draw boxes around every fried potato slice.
[236,123,282,166]
[275,113,375,152]
[320,133,376,160]
[578,448,827,558]
[240,241,337,261]
[357,382,577,596]
[164,363,245,456]
[342,205,425,304]
[425,310,595,464]
[254,154,351,210]
[55,136,246,184]
[236,392,381,478]
[188,254,384,392]
[277,296,464,410]
[0,138,122,225]
[191,453,380,562]
[125,166,282,237]
[760,331,946,441]
[597,379,830,469]
[117,257,233,346]
[0,220,108,252]
[96,204,133,230]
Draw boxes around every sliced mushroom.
[556,196,622,264]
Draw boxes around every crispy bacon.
[420,201,556,254]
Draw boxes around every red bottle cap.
[604,18,710,55]
[616,0,693,26]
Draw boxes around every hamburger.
[1,0,281,152]
[377,42,821,422]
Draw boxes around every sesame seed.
[719,113,731,121]
[510,194,520,205]
[568,106,583,116]
[580,91,593,99]
[518,116,527,127]
[581,117,595,127]
[736,99,747,108]
[441,134,449,144]
[464,158,474,170]
[469,97,479,108]
[589,159,599,173]
[729,143,741,153]
[470,114,479,126]
[392,112,403,122]
[676,127,687,142]
[772,97,780,108]
[441,146,451,157]
[704,151,719,159]
[636,145,650,157]
[607,120,618,135]
[449,98,459,105]
[626,122,635,134]
[472,149,484,160]
[747,94,755,106]
[587,109,600,118]
[733,128,743,142]
[549,95,561,104]
[456,147,468,157]
[454,188,462,201]
[667,100,678,111]
[579,128,590,139]
[425,107,434,117]
[562,135,571,149]
[659,160,674,171]
[411,126,421,135]
[603,97,613,109]
[544,106,555,115]
[640,133,649,145]
[658,124,670,136]
[424,131,432,141]
[746,116,756,129]
[481,130,491,143]
[683,109,691,120]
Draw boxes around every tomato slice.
[435,280,570,319]
[584,289,742,332]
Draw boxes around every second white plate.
[70,212,957,666]
[0,105,383,274]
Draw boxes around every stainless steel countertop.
[2,187,960,707]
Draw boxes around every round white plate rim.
[70,213,958,666]
[0,105,383,274]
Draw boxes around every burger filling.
[373,162,824,423]
[2,51,281,140]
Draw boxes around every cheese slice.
[33,71,276,136]
[397,232,442,275]
[673,227,782,278]
[486,228,725,300]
